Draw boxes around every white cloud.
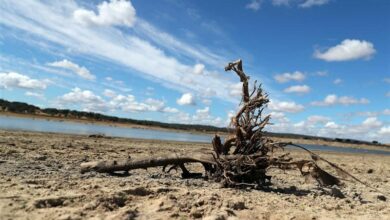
[314,39,376,62]
[315,71,328,77]
[378,126,390,135]
[272,0,329,8]
[333,78,342,85]
[193,63,205,75]
[270,111,289,123]
[177,93,196,106]
[48,59,95,80]
[103,89,116,98]
[0,1,239,103]
[59,88,178,113]
[283,85,310,94]
[274,71,305,83]
[229,82,243,97]
[168,107,223,127]
[201,98,212,105]
[268,100,304,113]
[0,72,47,90]
[268,115,390,143]
[324,121,340,129]
[384,78,390,84]
[362,117,382,128]
[299,0,329,8]
[73,0,136,27]
[162,107,179,113]
[386,91,390,97]
[307,115,330,124]
[272,0,291,6]
[194,107,210,120]
[25,91,45,100]
[311,94,369,106]
[246,0,263,11]
[60,87,104,105]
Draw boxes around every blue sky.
[0,0,389,142]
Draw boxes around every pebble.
[377,195,386,201]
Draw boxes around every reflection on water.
[1,115,389,156]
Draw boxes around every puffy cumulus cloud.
[317,117,387,142]
[73,0,136,27]
[344,109,390,118]
[311,94,370,106]
[194,107,210,120]
[315,71,328,77]
[306,115,330,125]
[274,71,305,83]
[314,39,376,62]
[103,89,116,98]
[268,100,304,113]
[47,59,95,80]
[0,72,48,90]
[226,110,236,125]
[228,82,243,97]
[299,0,329,8]
[362,117,382,128]
[201,98,212,106]
[193,63,205,75]
[272,0,291,6]
[58,88,178,113]
[333,78,342,85]
[162,107,179,113]
[267,115,390,143]
[109,95,178,113]
[60,87,104,105]
[177,93,196,106]
[269,111,289,123]
[25,91,45,100]
[378,126,390,135]
[283,85,310,94]
[168,107,223,127]
[246,0,263,11]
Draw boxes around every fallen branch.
[81,59,368,190]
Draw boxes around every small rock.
[58,214,81,220]
[367,169,374,174]
[377,195,386,201]
[203,214,226,220]
[330,186,345,199]
[190,207,203,218]
[227,200,246,210]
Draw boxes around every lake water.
[1,115,390,156]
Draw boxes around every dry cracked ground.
[0,130,389,220]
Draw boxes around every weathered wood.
[80,153,216,174]
[79,59,373,191]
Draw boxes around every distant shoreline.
[0,111,219,136]
[1,112,389,152]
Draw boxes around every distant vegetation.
[0,98,385,146]
[0,99,228,133]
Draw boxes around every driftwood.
[81,59,365,189]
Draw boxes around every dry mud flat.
[0,130,389,220]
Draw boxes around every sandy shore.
[0,130,389,220]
